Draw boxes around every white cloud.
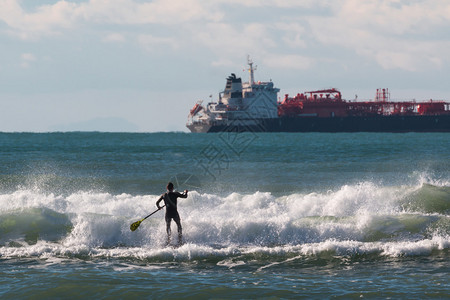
[194,22,278,64]
[0,0,77,39]
[137,34,179,52]
[1,0,450,72]
[77,0,221,24]
[21,53,35,61]
[305,0,450,71]
[217,0,318,8]
[263,54,314,70]
[211,58,236,67]
[20,52,36,68]
[102,33,126,43]
[0,0,222,40]
[275,22,307,49]
[336,0,450,36]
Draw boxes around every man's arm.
[175,190,188,198]
[156,194,164,209]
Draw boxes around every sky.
[1,0,450,132]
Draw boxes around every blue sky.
[1,0,450,132]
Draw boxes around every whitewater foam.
[0,180,448,261]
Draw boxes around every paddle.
[130,205,165,231]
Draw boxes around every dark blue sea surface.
[0,132,449,298]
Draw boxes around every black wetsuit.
[157,190,187,244]
[162,191,187,222]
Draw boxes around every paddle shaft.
[142,205,165,221]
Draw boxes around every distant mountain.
[49,117,139,132]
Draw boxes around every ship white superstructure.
[187,57,280,132]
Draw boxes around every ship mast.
[247,55,257,85]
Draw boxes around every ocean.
[0,132,448,299]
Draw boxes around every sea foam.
[0,180,448,261]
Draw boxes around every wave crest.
[0,181,448,261]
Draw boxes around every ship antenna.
[247,55,257,85]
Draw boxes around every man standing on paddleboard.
[156,182,188,246]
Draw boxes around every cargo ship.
[186,58,450,133]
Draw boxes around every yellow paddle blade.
[130,220,142,231]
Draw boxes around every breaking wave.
[0,180,448,264]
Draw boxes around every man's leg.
[173,216,182,245]
[165,216,172,245]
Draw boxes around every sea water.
[0,132,448,299]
